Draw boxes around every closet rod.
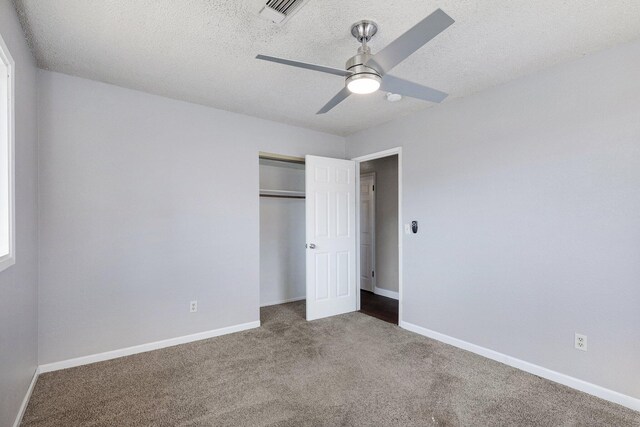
[260,194,305,199]
[259,151,305,164]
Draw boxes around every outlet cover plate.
[575,333,587,351]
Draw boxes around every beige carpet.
[23,302,639,426]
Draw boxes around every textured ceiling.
[14,0,640,136]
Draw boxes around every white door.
[305,155,357,321]
[359,173,375,292]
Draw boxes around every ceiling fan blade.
[317,87,351,114]
[380,75,448,103]
[367,9,454,74]
[256,54,352,77]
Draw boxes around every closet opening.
[356,152,400,325]
[259,152,306,310]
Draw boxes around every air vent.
[259,0,311,25]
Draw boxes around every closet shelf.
[259,189,305,199]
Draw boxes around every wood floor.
[359,289,398,324]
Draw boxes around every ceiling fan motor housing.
[346,20,382,90]
[345,47,382,89]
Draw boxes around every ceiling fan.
[256,8,454,114]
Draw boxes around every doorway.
[258,153,306,309]
[258,149,401,325]
[354,149,402,325]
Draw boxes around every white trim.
[0,33,15,273]
[260,296,305,307]
[13,367,39,427]
[352,147,403,323]
[373,286,399,300]
[359,172,376,292]
[352,147,403,163]
[39,321,261,373]
[400,320,640,412]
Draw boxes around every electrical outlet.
[190,300,198,313]
[575,333,587,351]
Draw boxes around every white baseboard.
[13,367,39,427]
[400,321,640,412]
[260,296,305,307]
[373,286,399,300]
[39,320,261,373]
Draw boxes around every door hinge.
[372,185,375,191]
[372,270,374,278]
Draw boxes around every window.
[0,34,14,273]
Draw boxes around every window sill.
[0,255,15,274]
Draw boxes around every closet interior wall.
[259,158,306,306]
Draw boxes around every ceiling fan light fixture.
[346,73,381,95]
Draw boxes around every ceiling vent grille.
[259,0,311,25]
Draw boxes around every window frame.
[0,33,15,274]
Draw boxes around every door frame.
[359,172,376,292]
[352,147,403,323]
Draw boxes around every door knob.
[307,243,316,249]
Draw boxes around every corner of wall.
[35,67,41,367]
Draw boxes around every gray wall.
[0,1,39,425]
[37,71,345,364]
[360,156,399,293]
[347,40,640,399]
[259,160,306,306]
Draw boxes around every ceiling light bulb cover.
[346,74,381,94]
